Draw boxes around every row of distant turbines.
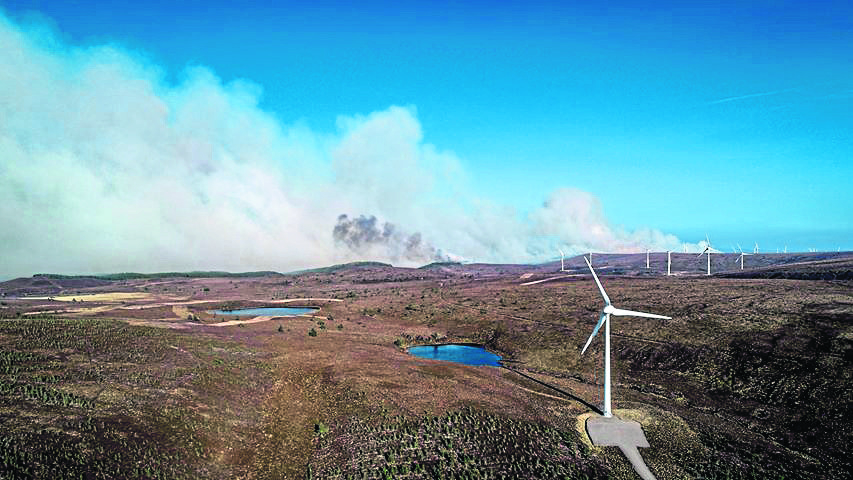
[559,237,840,276]
[567,240,844,473]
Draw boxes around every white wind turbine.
[581,256,671,417]
[697,235,721,275]
[734,244,752,270]
[558,249,566,271]
[753,242,759,254]
[646,249,650,269]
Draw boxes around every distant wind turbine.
[753,242,759,254]
[646,249,650,269]
[558,249,565,272]
[698,235,721,275]
[683,245,688,253]
[735,244,752,270]
[581,257,671,418]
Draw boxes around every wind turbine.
[581,256,671,418]
[698,235,720,275]
[558,249,565,272]
[753,242,759,254]
[734,244,752,270]
[646,249,650,269]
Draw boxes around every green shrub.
[308,328,318,337]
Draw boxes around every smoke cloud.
[333,214,453,264]
[0,12,697,279]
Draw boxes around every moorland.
[1,252,851,479]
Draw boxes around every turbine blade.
[585,256,611,305]
[610,308,671,320]
[581,313,607,355]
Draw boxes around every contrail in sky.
[706,88,796,105]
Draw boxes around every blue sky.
[1,1,851,276]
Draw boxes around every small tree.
[278,324,284,333]
[308,328,318,337]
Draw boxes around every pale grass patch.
[44,292,151,302]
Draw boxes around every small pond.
[408,344,502,367]
[208,307,317,316]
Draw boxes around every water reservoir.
[408,344,502,367]
[209,307,317,316]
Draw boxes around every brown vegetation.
[1,253,851,478]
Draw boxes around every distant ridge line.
[33,271,283,280]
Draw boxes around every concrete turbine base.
[586,416,657,480]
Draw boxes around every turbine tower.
[698,235,720,275]
[558,249,565,272]
[667,251,672,276]
[753,242,759,254]
[646,249,650,269]
[581,257,671,417]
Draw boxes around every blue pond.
[209,307,317,316]
[408,345,502,367]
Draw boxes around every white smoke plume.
[0,12,696,278]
